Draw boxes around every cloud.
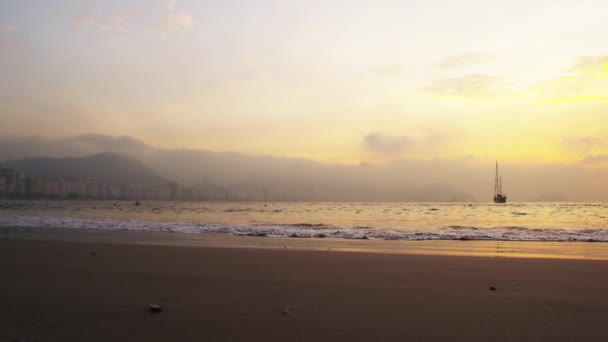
[165,0,177,10]
[0,41,23,55]
[75,15,97,26]
[75,15,126,32]
[582,155,608,164]
[419,74,503,98]
[363,133,414,155]
[437,52,500,69]
[418,56,607,102]
[244,57,262,69]
[533,56,608,103]
[569,56,608,73]
[0,24,16,34]
[563,137,605,154]
[0,134,151,161]
[159,12,193,34]
[370,65,401,76]
[100,17,126,32]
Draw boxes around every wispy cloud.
[419,74,503,98]
[363,131,451,156]
[75,15,126,32]
[75,15,96,26]
[244,57,263,69]
[0,41,21,55]
[582,155,608,164]
[564,137,606,154]
[165,0,178,11]
[422,56,608,102]
[100,17,126,32]
[370,64,401,76]
[532,56,608,103]
[159,12,193,34]
[0,24,16,34]
[437,52,501,69]
[363,133,414,155]
[569,56,608,73]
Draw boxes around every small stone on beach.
[281,306,295,316]
[489,286,497,291]
[148,304,163,313]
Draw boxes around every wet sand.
[2,236,608,341]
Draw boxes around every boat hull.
[493,195,507,203]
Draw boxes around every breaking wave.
[1,216,607,242]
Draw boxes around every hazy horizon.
[0,133,606,202]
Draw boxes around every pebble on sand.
[489,286,497,291]
[148,304,163,313]
[281,306,296,316]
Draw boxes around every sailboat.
[493,161,507,203]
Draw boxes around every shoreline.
[2,237,608,341]
[2,226,608,260]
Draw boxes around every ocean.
[1,200,607,242]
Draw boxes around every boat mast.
[494,161,499,196]
[499,177,502,195]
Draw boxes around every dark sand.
[2,237,608,342]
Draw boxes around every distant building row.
[0,167,181,200]
[0,167,282,201]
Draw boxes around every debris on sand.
[281,306,296,316]
[489,286,497,291]
[148,304,163,313]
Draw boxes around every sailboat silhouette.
[493,161,507,203]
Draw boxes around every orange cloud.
[0,24,16,34]
[436,52,501,69]
[159,12,193,34]
[75,15,125,32]
[534,56,608,103]
[418,74,504,99]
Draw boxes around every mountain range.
[1,153,168,186]
[1,151,475,202]
[1,134,607,201]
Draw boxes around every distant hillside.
[6,133,607,201]
[1,153,169,186]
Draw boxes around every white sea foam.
[1,216,607,242]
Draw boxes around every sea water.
[1,200,607,242]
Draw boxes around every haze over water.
[1,201,607,242]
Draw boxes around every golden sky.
[1,0,607,166]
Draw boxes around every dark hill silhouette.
[9,134,607,201]
[2,153,168,186]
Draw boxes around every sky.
[1,0,608,167]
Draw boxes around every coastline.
[2,226,608,260]
[2,235,608,341]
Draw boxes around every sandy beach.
[2,235,608,342]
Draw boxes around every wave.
[0,216,607,242]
